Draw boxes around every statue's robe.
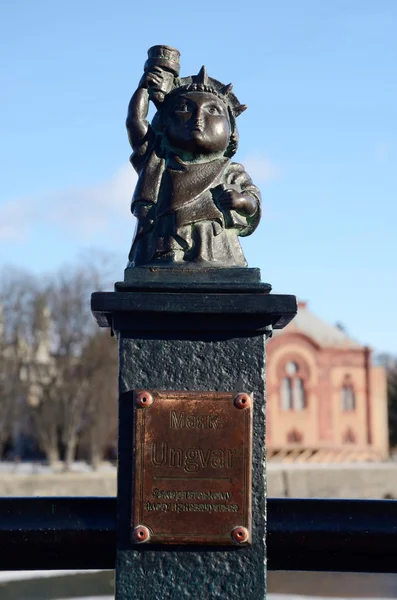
[128,130,261,267]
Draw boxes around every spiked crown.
[169,65,247,118]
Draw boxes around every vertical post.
[92,268,296,600]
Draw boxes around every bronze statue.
[126,45,261,268]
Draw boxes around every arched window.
[341,380,355,411]
[280,361,306,411]
[287,429,303,443]
[281,377,293,410]
[293,378,305,410]
[343,428,356,444]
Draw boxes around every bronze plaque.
[133,390,252,545]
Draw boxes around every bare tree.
[0,338,20,457]
[80,331,118,469]
[41,265,97,469]
[0,268,39,458]
[39,256,119,469]
[29,373,61,466]
[0,266,39,345]
[0,253,120,467]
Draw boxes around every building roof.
[273,301,362,349]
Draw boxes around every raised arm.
[126,69,175,151]
[126,84,151,152]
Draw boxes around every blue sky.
[0,0,396,353]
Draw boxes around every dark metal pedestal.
[92,270,296,600]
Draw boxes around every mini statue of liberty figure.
[126,45,261,268]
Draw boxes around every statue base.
[91,271,296,600]
[118,266,272,293]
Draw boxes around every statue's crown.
[171,66,247,118]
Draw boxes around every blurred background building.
[1,294,389,467]
[267,301,388,463]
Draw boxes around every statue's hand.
[139,68,174,99]
[217,189,257,216]
[139,69,161,89]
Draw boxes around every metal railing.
[1,497,396,573]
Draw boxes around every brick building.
[266,301,388,462]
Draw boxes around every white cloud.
[0,165,137,242]
[241,155,281,182]
[0,156,280,244]
[48,164,136,237]
[0,199,37,241]
[374,141,392,160]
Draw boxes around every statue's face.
[164,92,231,155]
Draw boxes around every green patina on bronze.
[125,45,261,268]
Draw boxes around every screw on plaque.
[133,525,150,543]
[234,393,251,409]
[231,526,249,544]
[136,391,154,408]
